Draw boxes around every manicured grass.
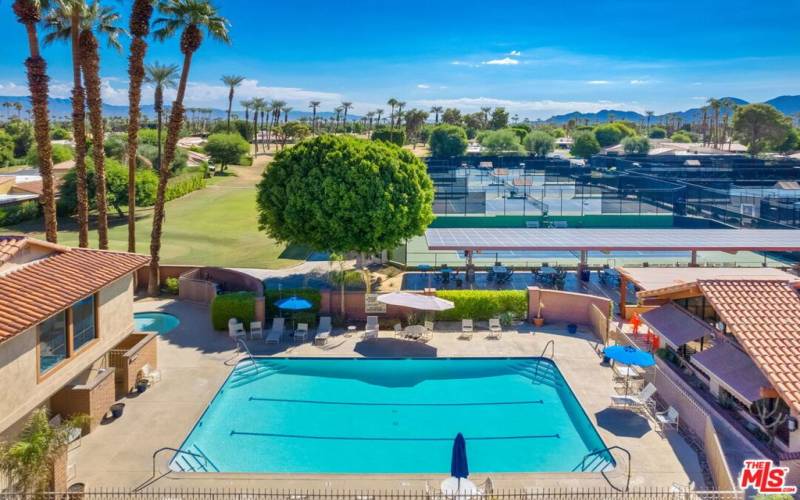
[1,167,308,269]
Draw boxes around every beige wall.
[528,287,612,331]
[0,273,137,435]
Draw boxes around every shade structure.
[603,345,655,367]
[376,292,454,312]
[275,296,313,311]
[450,433,469,480]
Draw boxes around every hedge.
[434,290,528,321]
[264,288,321,325]
[0,200,39,226]
[166,172,207,202]
[211,291,256,331]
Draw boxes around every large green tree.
[205,132,248,171]
[622,135,650,155]
[733,103,791,155]
[523,130,555,157]
[480,129,524,155]
[256,135,434,258]
[570,131,601,159]
[428,124,467,157]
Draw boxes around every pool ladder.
[532,340,555,382]
[235,338,260,375]
[576,445,631,492]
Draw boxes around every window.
[39,311,67,374]
[72,295,96,351]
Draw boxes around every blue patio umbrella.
[450,433,469,488]
[275,296,313,331]
[603,345,655,396]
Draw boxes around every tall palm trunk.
[226,89,233,132]
[13,0,57,243]
[252,110,258,154]
[311,108,316,134]
[149,26,198,295]
[125,0,154,253]
[70,11,90,247]
[80,29,109,249]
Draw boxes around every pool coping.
[167,356,617,477]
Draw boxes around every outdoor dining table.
[403,324,427,339]
[492,266,508,275]
[440,477,478,498]
[613,365,640,378]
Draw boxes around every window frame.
[36,292,100,382]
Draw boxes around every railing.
[235,338,260,375]
[140,447,209,491]
[0,488,746,499]
[532,340,555,383]
[577,445,631,492]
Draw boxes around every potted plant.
[0,409,89,494]
[499,311,516,327]
[533,300,545,327]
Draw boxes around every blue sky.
[2,0,799,119]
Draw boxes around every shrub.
[570,131,601,158]
[5,120,33,157]
[138,128,161,146]
[58,160,158,215]
[622,135,650,154]
[434,290,528,321]
[163,277,179,295]
[428,124,468,157]
[523,130,555,157]
[211,291,256,331]
[670,131,692,143]
[593,123,633,147]
[0,200,39,226]
[648,127,667,139]
[205,132,250,171]
[165,172,206,202]
[50,126,72,140]
[480,129,525,155]
[371,126,405,146]
[27,143,73,167]
[0,130,13,166]
[103,134,127,161]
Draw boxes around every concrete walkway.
[72,298,705,492]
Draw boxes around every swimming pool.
[171,358,613,474]
[133,312,180,334]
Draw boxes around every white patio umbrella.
[376,292,454,311]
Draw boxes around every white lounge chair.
[315,316,332,346]
[488,318,502,339]
[140,363,161,384]
[249,321,263,340]
[266,317,284,344]
[228,318,246,340]
[656,406,679,431]
[610,383,657,411]
[364,316,379,339]
[460,319,474,340]
[295,323,309,343]
[393,323,403,338]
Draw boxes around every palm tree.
[333,106,343,131]
[430,105,443,124]
[13,102,24,119]
[308,100,320,134]
[0,409,88,493]
[12,0,57,243]
[145,62,178,175]
[375,108,383,128]
[282,106,292,124]
[387,97,398,129]
[149,0,230,295]
[78,1,124,250]
[396,101,406,127]
[125,0,156,253]
[365,111,375,136]
[341,101,352,131]
[707,98,721,149]
[221,74,244,132]
[266,99,284,148]
[239,98,253,140]
[250,97,265,153]
[645,110,654,135]
[43,0,90,246]
[480,106,491,128]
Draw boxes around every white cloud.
[509,50,522,56]
[0,82,31,97]
[691,96,707,100]
[414,96,641,120]
[483,57,519,66]
[416,84,431,89]
[586,80,611,85]
[629,79,651,85]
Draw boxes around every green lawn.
[1,169,308,269]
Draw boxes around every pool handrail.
[577,445,631,492]
[235,338,259,375]
[149,446,208,481]
[532,340,555,382]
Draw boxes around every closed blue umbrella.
[450,433,469,489]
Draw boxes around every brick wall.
[122,334,158,395]
[49,367,116,432]
[51,447,67,491]
[88,368,115,431]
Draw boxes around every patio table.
[441,477,478,497]
[492,266,508,274]
[613,365,640,378]
[404,324,427,339]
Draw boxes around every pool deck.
[71,298,705,492]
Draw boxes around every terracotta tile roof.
[0,238,149,342]
[11,180,44,196]
[699,280,800,413]
[0,235,28,263]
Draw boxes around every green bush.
[622,135,650,154]
[264,288,321,320]
[523,130,555,157]
[428,124,468,157]
[211,291,256,331]
[371,127,405,146]
[570,131,601,158]
[670,131,692,143]
[165,172,206,202]
[163,277,179,295]
[648,127,667,139]
[58,159,158,215]
[205,132,250,171]
[480,129,525,155]
[51,126,72,140]
[27,143,73,167]
[0,200,39,226]
[434,290,528,321]
[593,123,634,147]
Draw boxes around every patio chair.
[249,321,263,340]
[315,316,332,346]
[294,323,309,343]
[488,318,502,339]
[393,323,403,338]
[460,319,474,340]
[610,382,657,412]
[228,318,246,340]
[656,406,679,431]
[266,317,284,344]
[364,316,379,339]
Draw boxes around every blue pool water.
[134,312,180,334]
[171,358,613,474]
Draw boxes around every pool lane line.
[247,397,544,407]
[229,431,560,441]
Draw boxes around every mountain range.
[1,94,799,125]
